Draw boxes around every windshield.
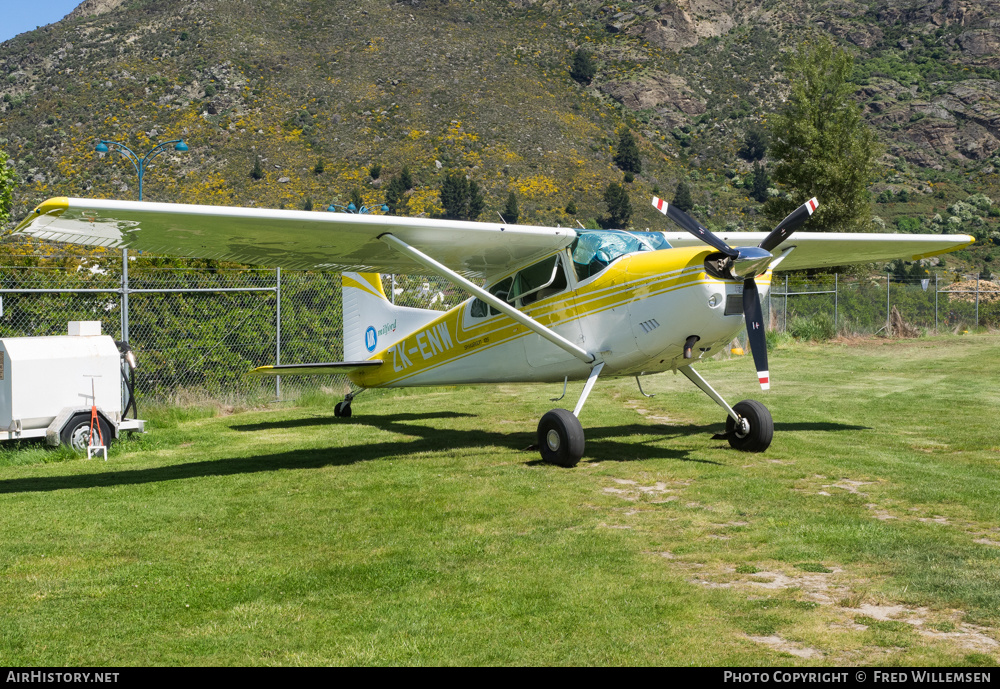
[571,230,672,281]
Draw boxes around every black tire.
[334,401,352,418]
[725,400,773,452]
[537,408,585,467]
[60,412,113,452]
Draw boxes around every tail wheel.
[334,401,352,418]
[725,400,773,452]
[537,409,585,467]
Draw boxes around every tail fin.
[342,273,441,361]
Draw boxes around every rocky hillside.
[1,0,998,268]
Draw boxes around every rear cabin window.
[571,230,672,282]
[469,255,569,317]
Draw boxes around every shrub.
[400,165,414,190]
[613,128,641,174]
[569,49,596,85]
[673,181,693,212]
[439,172,485,220]
[602,182,632,228]
[250,156,264,181]
[384,174,408,215]
[313,158,325,175]
[788,312,836,341]
[502,191,519,224]
[369,163,381,180]
[738,126,768,162]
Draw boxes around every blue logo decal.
[365,326,377,353]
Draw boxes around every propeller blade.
[758,197,819,253]
[652,197,738,259]
[743,278,769,391]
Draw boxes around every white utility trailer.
[0,321,144,453]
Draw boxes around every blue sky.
[1,1,83,44]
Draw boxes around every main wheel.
[60,412,113,452]
[724,400,773,452]
[334,401,352,418]
[537,408,585,467]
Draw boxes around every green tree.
[400,165,414,190]
[738,127,768,162]
[384,174,409,215]
[673,181,693,212]
[313,158,325,174]
[369,163,382,180]
[765,37,883,232]
[303,197,314,211]
[502,191,520,224]
[250,156,264,181]
[613,128,642,174]
[350,189,364,210]
[570,48,596,85]
[0,150,16,227]
[603,182,632,228]
[749,162,769,203]
[439,172,485,220]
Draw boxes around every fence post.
[886,270,891,331]
[121,248,129,343]
[975,273,980,328]
[834,273,838,332]
[934,273,938,333]
[783,274,788,333]
[276,267,282,400]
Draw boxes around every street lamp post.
[94,138,189,201]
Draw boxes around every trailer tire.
[61,413,113,452]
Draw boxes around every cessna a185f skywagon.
[16,195,973,466]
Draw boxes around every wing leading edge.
[15,197,974,275]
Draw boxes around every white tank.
[0,321,122,431]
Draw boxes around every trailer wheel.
[61,413,113,452]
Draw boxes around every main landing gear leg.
[334,387,367,418]
[537,362,604,468]
[679,366,773,452]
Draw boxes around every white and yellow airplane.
[15,195,973,466]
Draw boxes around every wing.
[14,197,576,278]
[658,232,974,271]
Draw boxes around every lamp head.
[94,142,109,153]
[174,140,189,152]
[347,203,357,213]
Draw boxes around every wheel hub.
[546,429,561,451]
[69,425,91,451]
[734,417,750,439]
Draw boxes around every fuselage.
[351,245,771,388]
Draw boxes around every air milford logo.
[365,320,397,353]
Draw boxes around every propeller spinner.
[651,196,819,390]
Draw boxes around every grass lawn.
[1,334,999,666]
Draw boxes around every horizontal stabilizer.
[249,361,382,377]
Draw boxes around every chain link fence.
[767,272,1000,337]
[0,252,461,406]
[0,253,996,406]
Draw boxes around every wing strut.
[378,233,596,365]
